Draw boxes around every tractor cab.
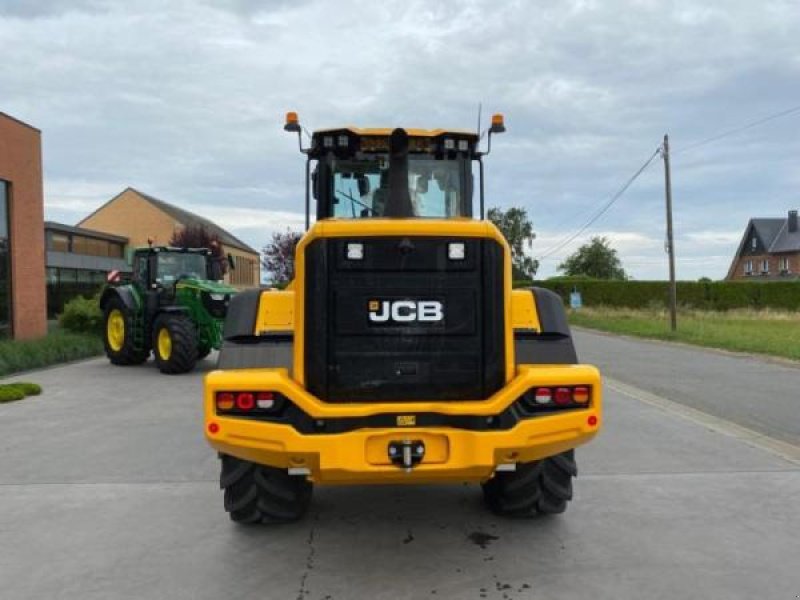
[132,246,224,290]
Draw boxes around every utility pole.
[662,134,677,332]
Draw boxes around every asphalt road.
[1,350,799,600]
[573,328,800,445]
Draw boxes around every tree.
[262,229,303,285]
[169,224,227,276]
[487,207,538,280]
[558,236,627,280]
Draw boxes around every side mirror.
[227,253,236,270]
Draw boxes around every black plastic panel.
[304,236,505,402]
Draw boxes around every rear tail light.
[216,392,234,411]
[236,392,255,411]
[573,386,590,404]
[522,386,592,412]
[215,391,282,415]
[554,387,571,405]
[256,392,275,409]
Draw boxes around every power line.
[536,148,661,261]
[674,103,800,155]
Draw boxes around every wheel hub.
[157,327,172,360]
[107,309,125,352]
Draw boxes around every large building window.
[0,180,10,338]
[45,267,107,318]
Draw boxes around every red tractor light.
[216,392,235,411]
[235,392,255,411]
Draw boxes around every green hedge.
[514,279,800,311]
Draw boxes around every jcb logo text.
[368,300,444,323]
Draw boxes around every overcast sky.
[1,0,798,279]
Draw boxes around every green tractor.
[100,246,238,374]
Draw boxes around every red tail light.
[522,385,592,412]
[235,392,255,411]
[554,387,572,405]
[215,391,282,414]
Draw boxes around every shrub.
[0,386,25,403]
[7,382,42,396]
[59,293,103,335]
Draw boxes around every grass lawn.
[569,307,800,361]
[0,328,104,378]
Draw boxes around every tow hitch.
[388,440,425,471]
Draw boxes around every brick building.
[726,210,800,280]
[0,112,47,339]
[78,187,261,288]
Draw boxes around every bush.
[0,386,25,403]
[6,382,42,396]
[59,293,103,335]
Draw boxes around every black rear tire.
[152,313,198,374]
[482,450,577,517]
[220,454,312,524]
[103,296,148,365]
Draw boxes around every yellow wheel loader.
[204,113,602,523]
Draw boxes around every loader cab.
[307,128,479,222]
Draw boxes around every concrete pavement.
[0,354,798,599]
[574,328,800,445]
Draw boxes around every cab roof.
[312,126,479,139]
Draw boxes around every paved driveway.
[1,353,798,599]
[574,328,800,444]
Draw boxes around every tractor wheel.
[220,454,312,524]
[152,314,198,374]
[103,297,148,365]
[482,450,577,517]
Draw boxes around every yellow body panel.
[255,290,294,333]
[205,364,602,484]
[511,289,541,331]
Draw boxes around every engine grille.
[303,236,505,402]
[201,291,231,319]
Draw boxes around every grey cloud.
[2,0,798,279]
